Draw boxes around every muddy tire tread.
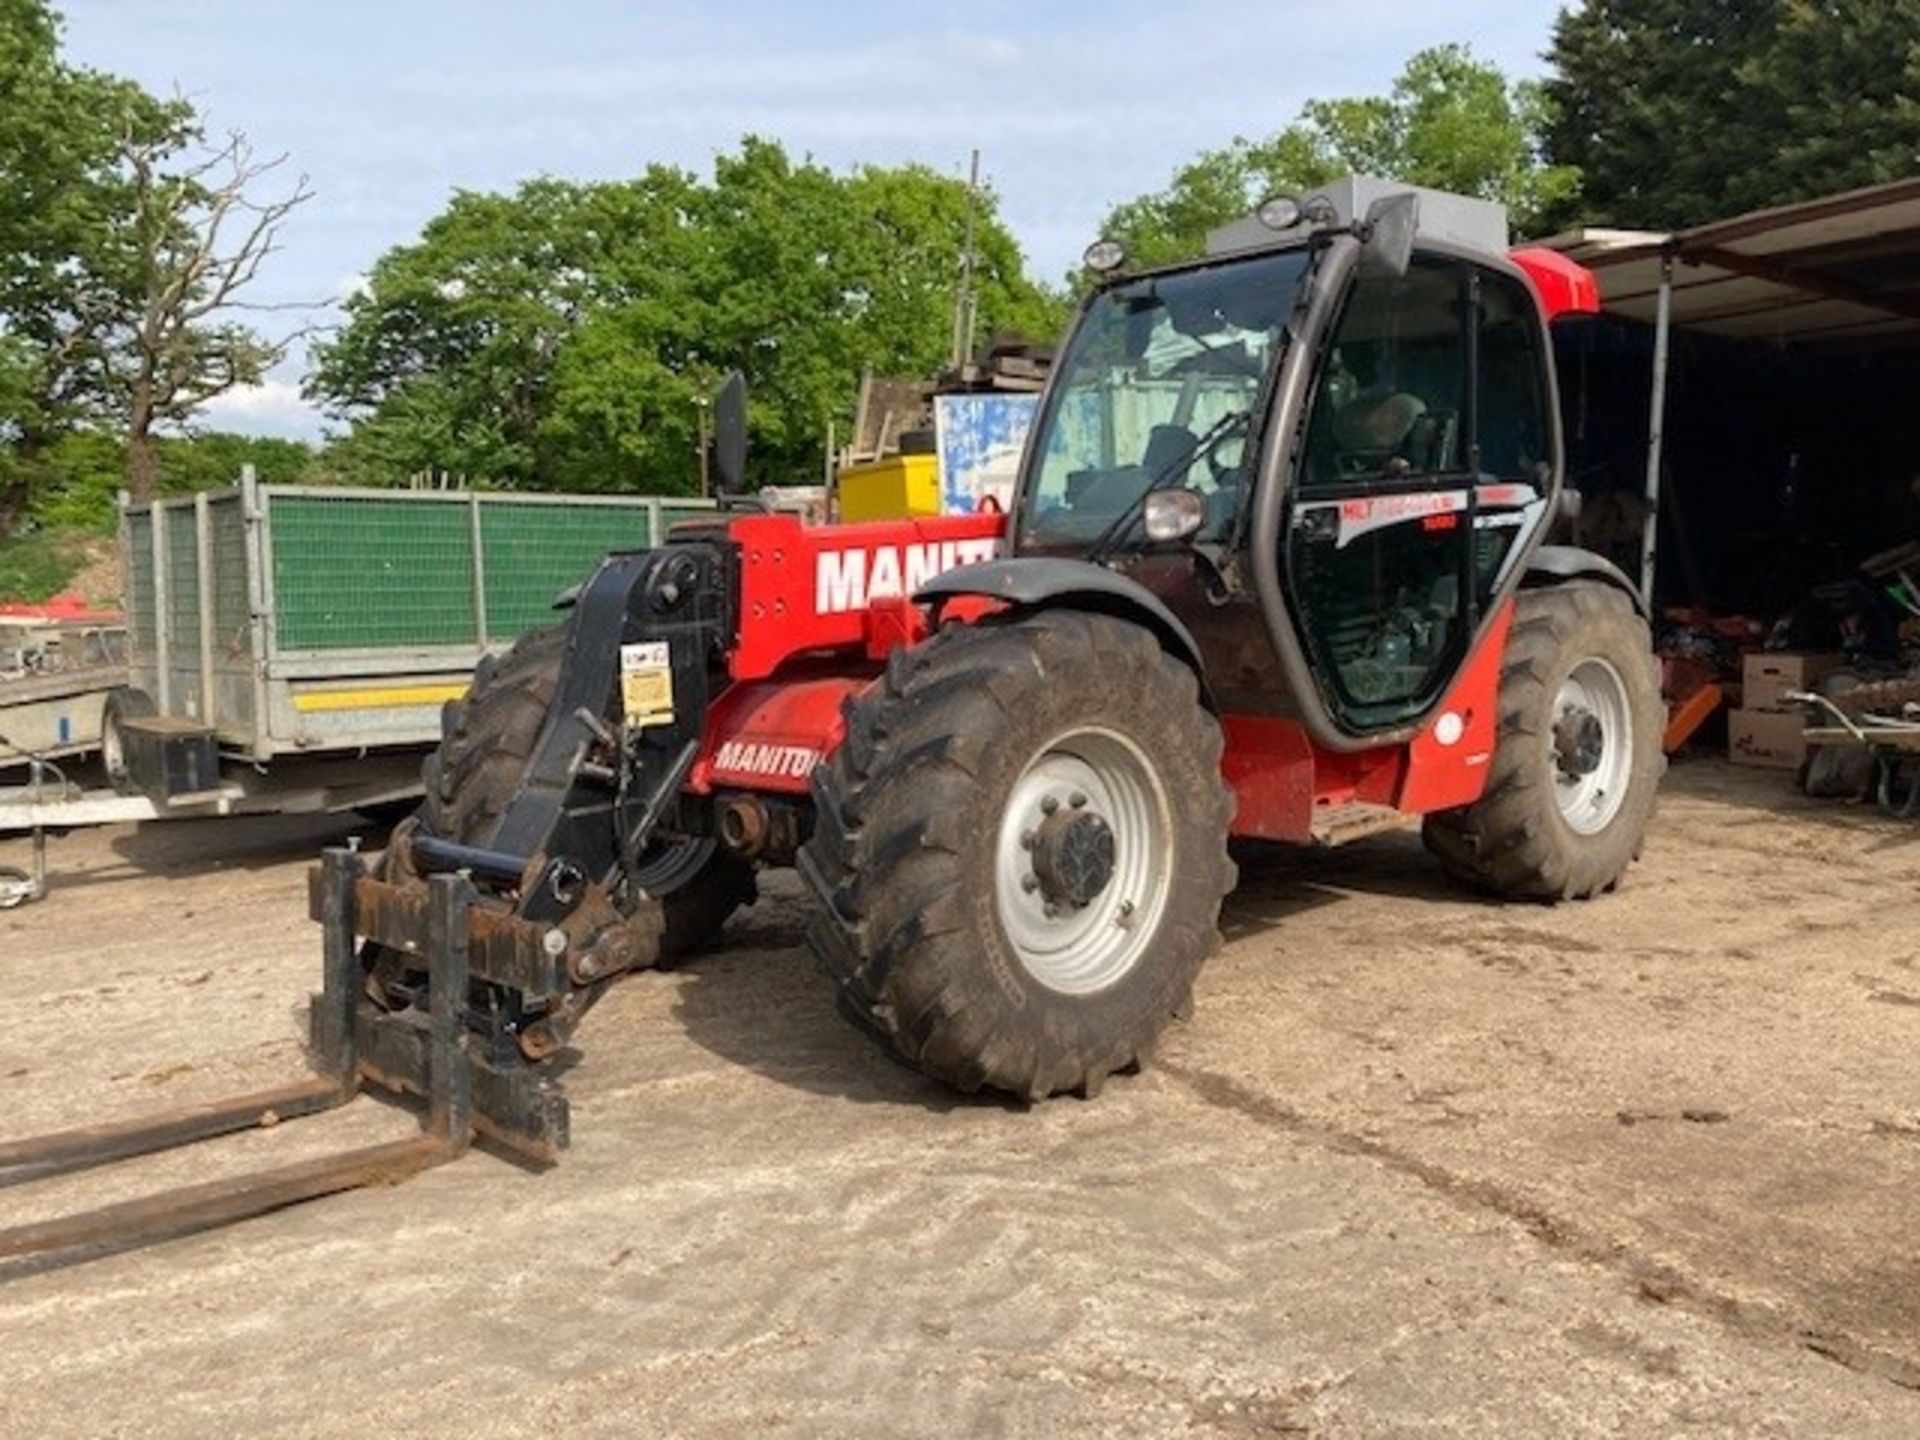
[799,611,1235,1100]
[1422,582,1663,901]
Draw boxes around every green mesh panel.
[125,512,156,660]
[164,506,201,657]
[211,497,252,660]
[269,494,476,650]
[265,491,718,652]
[478,501,654,639]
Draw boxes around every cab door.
[1284,255,1554,734]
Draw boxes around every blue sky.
[63,1,1565,440]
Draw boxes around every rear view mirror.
[710,371,748,498]
[1359,193,1419,277]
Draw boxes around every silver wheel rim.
[102,714,125,780]
[1552,657,1633,835]
[994,727,1173,996]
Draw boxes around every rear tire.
[400,625,756,960]
[630,837,758,961]
[1422,581,1662,900]
[800,611,1235,1100]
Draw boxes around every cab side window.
[1302,259,1469,489]
[1476,270,1550,480]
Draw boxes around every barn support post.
[1640,250,1674,606]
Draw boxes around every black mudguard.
[1523,545,1646,615]
[917,557,1212,703]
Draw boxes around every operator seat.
[1142,422,1199,479]
[1071,422,1200,516]
[1332,391,1427,456]
[1395,409,1458,473]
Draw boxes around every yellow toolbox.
[836,454,940,521]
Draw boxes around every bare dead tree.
[112,126,315,501]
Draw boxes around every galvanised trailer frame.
[120,467,720,760]
[0,473,726,899]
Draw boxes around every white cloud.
[196,379,325,442]
[60,0,1568,311]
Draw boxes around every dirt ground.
[1,758,1916,1437]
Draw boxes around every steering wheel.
[1206,439,1243,485]
[1333,447,1395,478]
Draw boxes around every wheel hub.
[994,729,1174,996]
[1553,705,1605,779]
[1031,809,1116,908]
[1550,658,1635,836]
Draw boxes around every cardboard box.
[1742,652,1841,712]
[1728,707,1809,769]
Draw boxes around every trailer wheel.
[404,625,755,960]
[1422,581,1663,900]
[800,611,1235,1101]
[0,866,35,909]
[101,687,157,797]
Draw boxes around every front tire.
[800,611,1235,1100]
[1423,581,1663,899]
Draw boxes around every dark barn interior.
[1548,180,1920,659]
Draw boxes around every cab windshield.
[1019,248,1311,548]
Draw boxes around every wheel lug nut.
[1021,874,1040,893]
[1069,791,1087,809]
[1041,796,1060,815]
[1043,902,1059,919]
[1020,830,1036,849]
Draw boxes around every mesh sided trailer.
[121,468,719,760]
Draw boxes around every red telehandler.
[0,192,1660,1261]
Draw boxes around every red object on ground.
[1659,654,1720,704]
[0,590,121,624]
[1663,682,1725,754]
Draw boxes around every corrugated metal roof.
[1538,178,1920,349]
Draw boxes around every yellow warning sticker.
[620,641,675,728]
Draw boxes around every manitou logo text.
[816,538,1001,614]
[714,741,821,779]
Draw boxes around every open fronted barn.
[1546,180,1920,784]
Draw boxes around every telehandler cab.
[0,191,1660,1259]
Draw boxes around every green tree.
[0,0,178,524]
[1542,0,1920,230]
[309,138,1064,494]
[311,175,641,486]
[22,428,313,532]
[0,427,313,601]
[0,2,308,517]
[0,335,35,444]
[1099,46,1576,270]
[105,127,314,500]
